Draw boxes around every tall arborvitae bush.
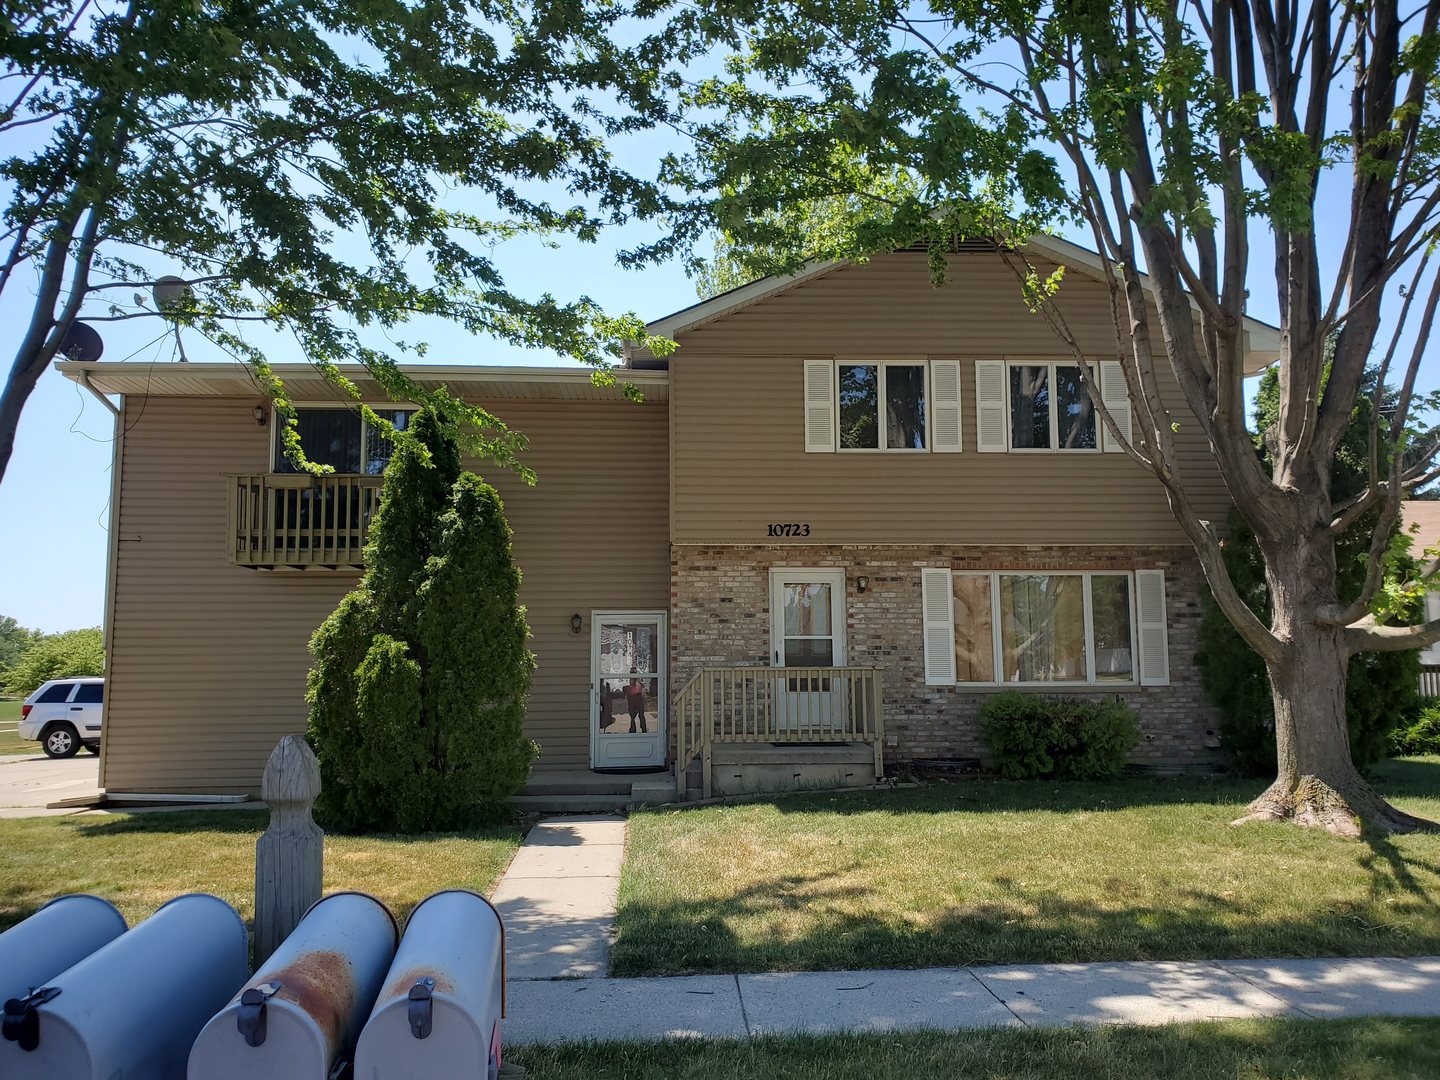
[1196,370,1421,776]
[307,409,536,831]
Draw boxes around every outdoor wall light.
[855,575,870,594]
[253,404,267,427]
[571,613,583,634]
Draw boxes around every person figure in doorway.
[626,672,648,734]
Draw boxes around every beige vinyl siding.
[670,252,1228,545]
[104,395,667,795]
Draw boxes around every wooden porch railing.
[1422,667,1440,698]
[674,666,885,799]
[227,473,383,568]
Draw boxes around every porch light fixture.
[856,575,870,594]
[571,613,583,634]
[252,404,267,427]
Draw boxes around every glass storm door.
[769,570,847,733]
[591,613,667,769]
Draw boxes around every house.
[1402,500,1440,697]
[59,235,1281,807]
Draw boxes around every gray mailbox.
[0,892,248,1080]
[353,889,505,1079]
[0,895,126,1009]
[188,891,398,1079]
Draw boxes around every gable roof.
[642,233,1282,374]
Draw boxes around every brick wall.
[670,544,1224,768]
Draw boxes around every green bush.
[3,627,104,696]
[979,691,1141,780]
[307,408,536,832]
[1391,699,1440,757]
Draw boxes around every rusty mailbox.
[0,895,126,1010]
[188,891,399,1080]
[353,889,506,1079]
[0,893,248,1080]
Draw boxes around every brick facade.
[670,544,1223,769]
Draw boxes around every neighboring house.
[1402,500,1440,696]
[60,235,1281,805]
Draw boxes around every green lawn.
[509,1017,1440,1080]
[0,699,35,756]
[614,757,1440,976]
[0,810,523,934]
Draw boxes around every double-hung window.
[804,358,963,453]
[838,362,929,450]
[921,567,1170,687]
[274,408,414,474]
[974,359,1130,453]
[1007,363,1097,450]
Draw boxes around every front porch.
[674,666,886,800]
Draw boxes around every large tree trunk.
[1231,538,1436,836]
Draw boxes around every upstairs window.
[1007,363,1096,450]
[975,359,1130,454]
[274,408,413,474]
[805,359,962,453]
[838,362,927,450]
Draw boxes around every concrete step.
[510,793,633,814]
[522,777,633,797]
[711,741,875,766]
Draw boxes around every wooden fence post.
[253,735,323,964]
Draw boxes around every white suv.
[18,677,104,758]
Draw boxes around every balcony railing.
[674,666,885,798]
[227,473,383,568]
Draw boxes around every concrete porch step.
[511,793,635,814]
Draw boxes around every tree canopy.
[649,0,1440,833]
[0,0,674,483]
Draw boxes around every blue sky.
[1,30,1436,634]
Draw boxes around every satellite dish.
[153,275,190,311]
[58,321,104,362]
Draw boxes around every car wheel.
[42,723,80,759]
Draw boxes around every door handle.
[70,706,83,711]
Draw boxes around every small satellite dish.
[58,321,104,362]
[153,275,189,311]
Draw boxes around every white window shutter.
[1099,360,1132,454]
[1135,569,1170,685]
[974,360,1007,453]
[930,360,962,453]
[921,568,957,686]
[804,359,835,453]
[1422,594,1440,665]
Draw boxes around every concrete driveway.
[0,753,100,817]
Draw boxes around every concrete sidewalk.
[0,754,100,817]
[503,956,1440,1044]
[492,815,625,979]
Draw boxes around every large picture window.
[1007,362,1097,451]
[837,362,928,451]
[274,408,414,474]
[950,570,1135,685]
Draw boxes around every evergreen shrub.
[979,691,1141,780]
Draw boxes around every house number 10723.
[767,523,812,537]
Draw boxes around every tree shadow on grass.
[67,809,268,836]
[612,859,1440,978]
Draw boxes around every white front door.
[591,612,667,769]
[769,569,847,732]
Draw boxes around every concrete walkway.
[0,754,100,817]
[504,956,1440,1044]
[492,815,626,979]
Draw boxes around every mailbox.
[0,892,248,1080]
[0,895,126,1007]
[188,891,398,1079]
[353,889,505,1079]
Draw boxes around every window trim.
[1003,361,1101,454]
[269,403,416,475]
[952,568,1138,688]
[834,359,932,453]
